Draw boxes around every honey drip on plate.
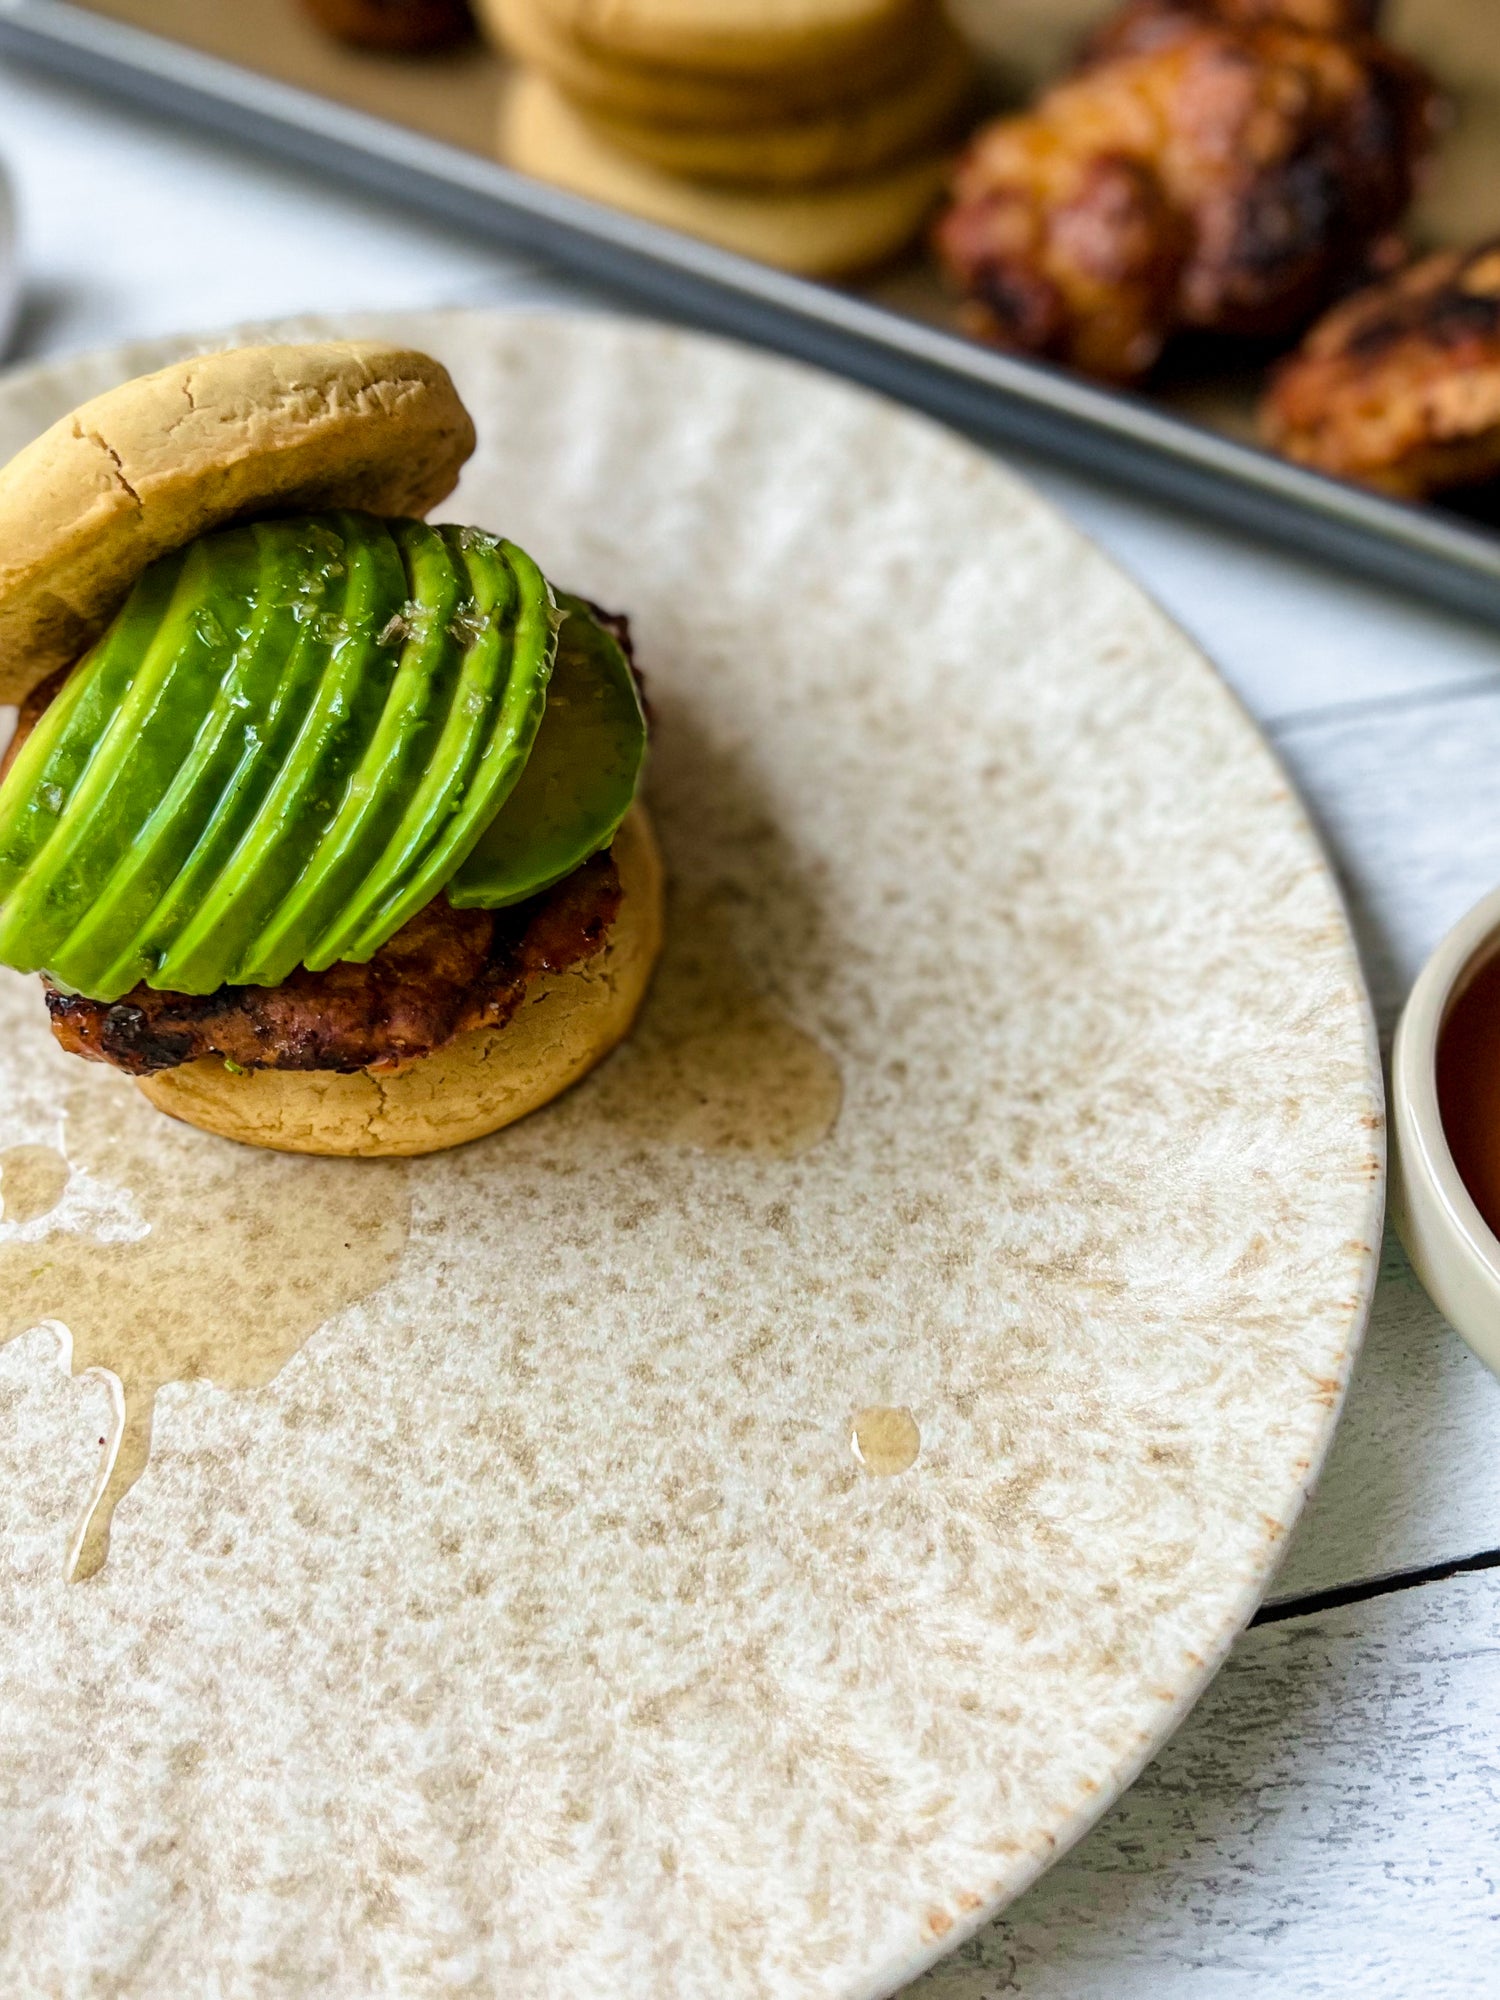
[0,1078,408,1582]
[0,1143,69,1224]
[592,890,842,1157]
[851,1406,920,1476]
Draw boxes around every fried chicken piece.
[1261,240,1500,496]
[934,0,1435,381]
[298,0,473,53]
[1083,0,1379,61]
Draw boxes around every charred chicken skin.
[298,0,474,52]
[933,0,1436,382]
[1082,0,1380,58]
[1261,240,1500,496]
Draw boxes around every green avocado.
[44,518,345,997]
[448,593,645,909]
[0,510,614,1002]
[0,537,264,982]
[303,526,556,967]
[0,556,183,908]
[212,516,470,990]
[87,518,356,997]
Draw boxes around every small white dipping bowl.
[1393,882,1500,1377]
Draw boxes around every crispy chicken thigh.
[934,0,1435,381]
[1262,240,1500,495]
[1083,0,1380,59]
[298,0,473,52]
[45,854,623,1076]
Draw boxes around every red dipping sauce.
[1436,950,1500,1241]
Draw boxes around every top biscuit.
[481,0,937,125]
[530,0,922,77]
[0,341,475,704]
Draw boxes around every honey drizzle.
[0,1078,409,1581]
[590,889,842,1157]
[0,1142,69,1224]
[851,1406,921,1476]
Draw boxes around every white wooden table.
[5,57,1498,1999]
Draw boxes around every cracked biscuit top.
[0,340,475,703]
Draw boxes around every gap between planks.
[1256,1541,1500,1625]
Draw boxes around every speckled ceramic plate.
[0,310,1382,1999]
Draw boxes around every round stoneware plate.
[0,311,1381,1998]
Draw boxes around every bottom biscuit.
[141,806,664,1158]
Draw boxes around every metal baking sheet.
[1,0,1499,622]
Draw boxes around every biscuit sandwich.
[0,341,663,1157]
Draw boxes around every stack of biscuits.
[478,0,974,277]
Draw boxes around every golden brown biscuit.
[580,20,973,187]
[0,342,475,703]
[1261,241,1500,496]
[140,803,664,1156]
[526,0,920,78]
[479,0,937,126]
[499,71,947,275]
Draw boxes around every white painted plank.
[899,1568,1500,1999]
[1276,687,1500,1037]
[1264,690,1500,1598]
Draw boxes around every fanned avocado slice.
[231,517,471,989]
[49,520,341,998]
[90,519,355,998]
[306,528,556,968]
[0,541,260,980]
[154,511,411,993]
[448,594,645,910]
[0,560,179,908]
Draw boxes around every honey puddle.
[851,1406,921,1476]
[0,1081,408,1582]
[0,863,833,1574]
[591,890,842,1157]
[0,1143,69,1224]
